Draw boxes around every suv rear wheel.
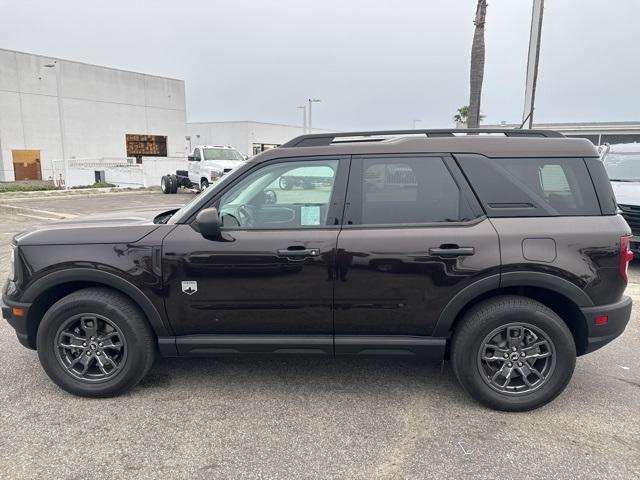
[36,287,156,397]
[451,295,576,411]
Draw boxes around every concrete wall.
[0,49,187,181]
[187,121,335,157]
[66,156,188,188]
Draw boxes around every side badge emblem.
[182,281,198,295]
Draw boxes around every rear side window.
[455,155,601,217]
[353,156,477,225]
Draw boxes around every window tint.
[218,160,338,229]
[455,155,601,217]
[360,156,471,224]
[495,158,598,214]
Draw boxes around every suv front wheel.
[451,295,576,411]
[36,287,156,397]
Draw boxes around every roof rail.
[281,128,564,148]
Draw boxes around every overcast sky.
[1,0,638,130]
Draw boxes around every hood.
[611,181,640,206]
[201,159,243,170]
[14,205,180,246]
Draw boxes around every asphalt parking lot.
[0,190,638,480]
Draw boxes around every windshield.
[203,148,244,162]
[604,153,640,181]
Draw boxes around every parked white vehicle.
[161,145,245,194]
[600,142,640,252]
[188,145,245,190]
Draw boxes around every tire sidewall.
[37,296,152,396]
[453,302,576,411]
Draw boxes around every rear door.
[333,154,500,351]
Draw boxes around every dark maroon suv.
[2,129,632,411]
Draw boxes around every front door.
[163,156,349,355]
[333,154,500,352]
[12,149,41,180]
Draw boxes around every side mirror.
[264,189,278,205]
[195,207,221,239]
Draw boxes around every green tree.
[453,105,483,127]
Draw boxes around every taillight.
[619,235,633,282]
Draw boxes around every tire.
[169,174,178,193]
[161,175,170,194]
[451,295,576,412]
[200,178,209,191]
[36,287,156,398]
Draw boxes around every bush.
[0,181,117,193]
[70,182,116,189]
[0,183,62,193]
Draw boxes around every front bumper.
[1,294,33,349]
[581,295,632,354]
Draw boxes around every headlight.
[8,245,17,281]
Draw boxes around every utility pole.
[522,0,545,129]
[44,61,69,188]
[297,105,307,133]
[412,119,422,129]
[308,98,321,132]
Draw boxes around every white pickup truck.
[161,145,246,194]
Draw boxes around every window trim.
[343,153,484,228]
[186,155,351,230]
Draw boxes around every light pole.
[412,119,422,129]
[308,98,321,132]
[44,61,69,188]
[297,105,307,133]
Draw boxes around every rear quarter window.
[455,155,601,217]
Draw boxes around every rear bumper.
[1,295,33,349]
[581,295,632,354]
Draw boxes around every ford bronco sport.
[2,129,632,411]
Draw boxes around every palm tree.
[467,0,487,129]
[453,105,483,128]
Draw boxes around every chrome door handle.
[428,246,475,256]
[277,248,321,258]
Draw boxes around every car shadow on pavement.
[135,355,469,404]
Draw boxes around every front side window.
[218,159,338,229]
[360,156,470,225]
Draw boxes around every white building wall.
[0,48,187,181]
[187,121,334,157]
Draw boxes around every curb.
[0,187,160,201]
